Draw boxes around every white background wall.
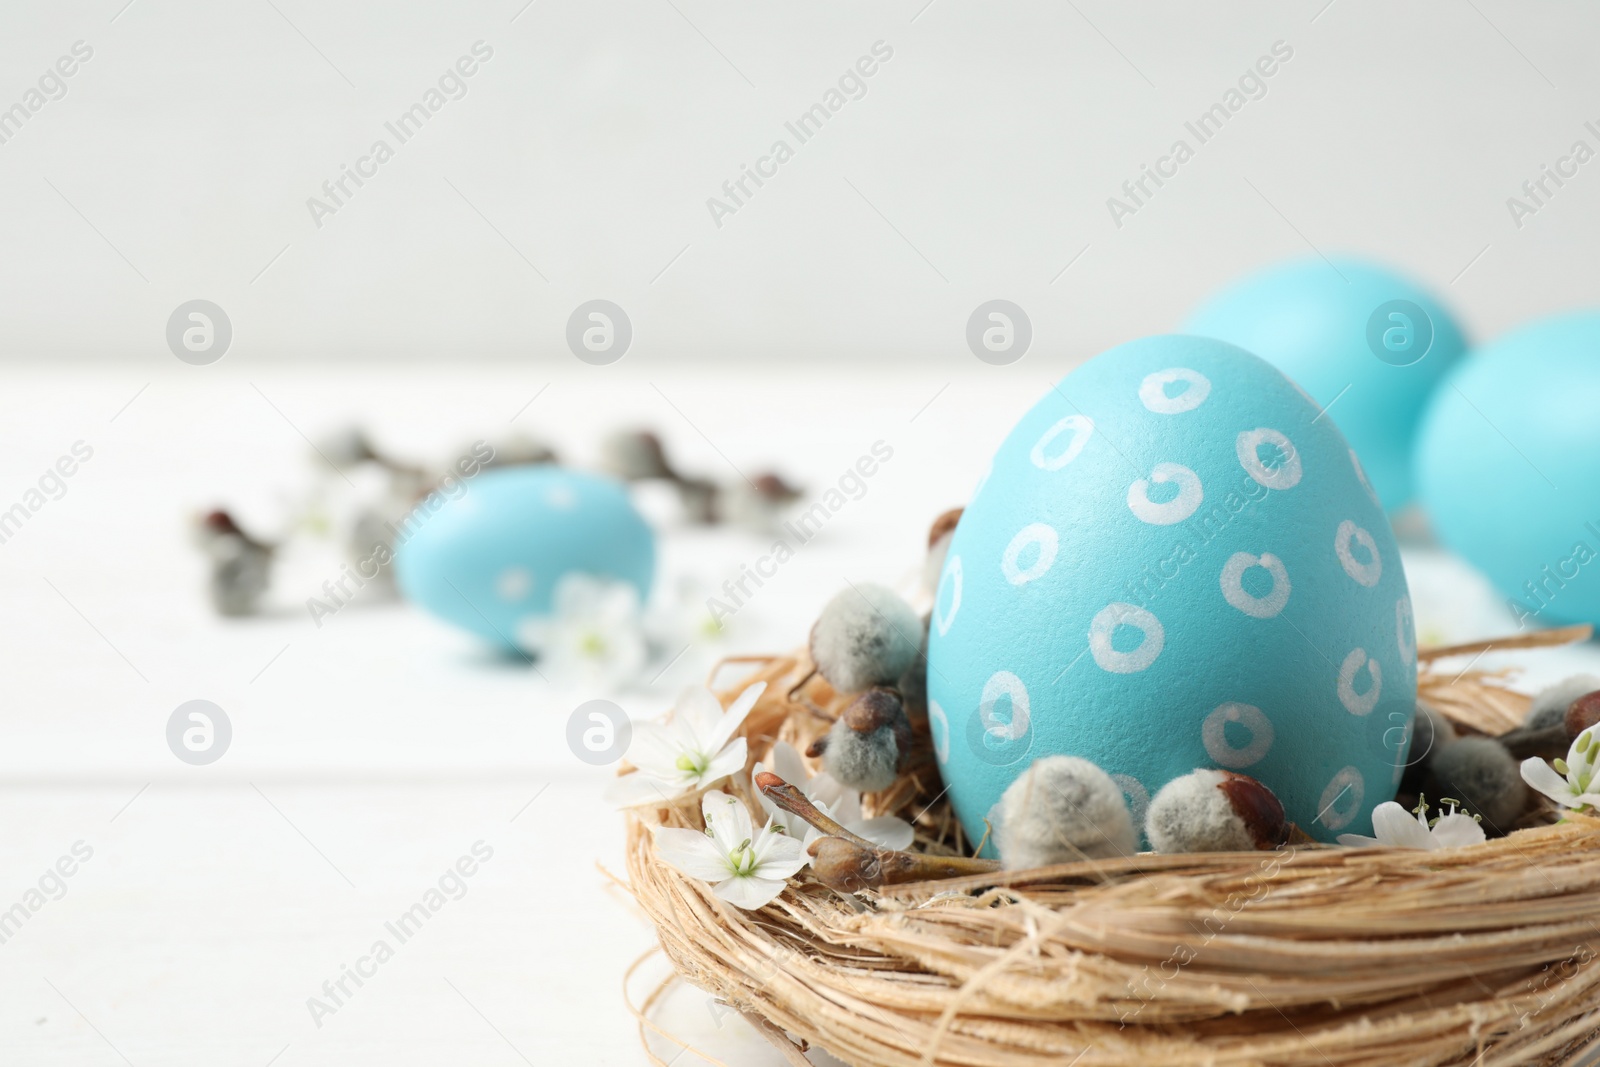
[1,0,1596,366]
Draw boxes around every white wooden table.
[0,365,1589,1065]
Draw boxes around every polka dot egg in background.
[925,335,1416,847]
[394,466,655,650]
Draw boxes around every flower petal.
[851,815,914,851]
[605,771,685,808]
[1336,833,1382,848]
[751,826,808,879]
[1522,757,1576,804]
[1369,801,1435,849]
[752,759,778,816]
[624,721,681,778]
[675,686,727,750]
[698,739,748,789]
[714,875,787,910]
[1429,813,1487,849]
[552,573,603,616]
[702,791,754,856]
[603,628,648,687]
[806,771,847,811]
[753,761,802,838]
[707,680,766,754]
[825,786,862,826]
[769,742,809,791]
[1574,725,1600,759]
[653,827,733,882]
[596,582,642,626]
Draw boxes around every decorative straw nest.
[622,627,1600,1067]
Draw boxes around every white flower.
[1337,798,1486,850]
[640,575,729,683]
[645,575,729,639]
[753,741,914,851]
[1522,725,1600,811]
[518,573,648,691]
[652,791,807,909]
[605,680,766,807]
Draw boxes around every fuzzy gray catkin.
[1526,674,1600,731]
[809,584,921,693]
[1429,737,1527,831]
[992,756,1136,869]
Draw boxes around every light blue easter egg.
[926,336,1416,848]
[1416,311,1600,627]
[1186,256,1467,512]
[394,466,654,648]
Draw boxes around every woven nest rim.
[621,627,1600,1067]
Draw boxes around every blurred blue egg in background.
[394,466,655,650]
[1416,311,1600,627]
[1186,256,1467,513]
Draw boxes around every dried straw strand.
[620,633,1600,1066]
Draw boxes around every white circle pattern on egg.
[494,566,533,602]
[1236,428,1303,490]
[1127,463,1204,525]
[546,485,578,510]
[934,555,963,636]
[1202,702,1275,767]
[929,700,951,763]
[1138,368,1211,414]
[978,671,1030,741]
[1395,596,1416,664]
[1317,766,1365,830]
[1219,552,1290,619]
[1088,603,1164,674]
[1335,520,1382,587]
[1001,523,1059,585]
[1337,648,1382,716]
[1029,415,1094,471]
